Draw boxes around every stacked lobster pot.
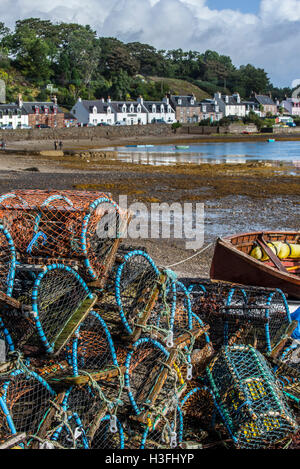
[0,188,297,450]
[0,189,214,450]
[185,279,299,448]
[0,189,131,449]
[81,250,214,449]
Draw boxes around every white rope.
[163,243,213,269]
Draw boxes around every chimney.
[162,95,169,105]
[137,95,144,105]
[107,96,111,103]
[18,93,23,108]
[78,97,82,102]
[101,98,105,103]
[225,95,229,104]
[214,92,221,100]
[53,95,57,105]
[234,92,241,104]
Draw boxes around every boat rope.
[164,243,213,269]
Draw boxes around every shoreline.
[6,131,300,154]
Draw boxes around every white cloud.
[1,0,300,87]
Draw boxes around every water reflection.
[103,141,300,169]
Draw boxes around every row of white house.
[71,96,177,126]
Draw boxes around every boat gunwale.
[216,231,300,283]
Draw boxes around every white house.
[281,98,300,117]
[214,92,246,118]
[0,104,29,129]
[111,98,148,125]
[71,98,115,125]
[142,96,176,124]
[71,96,176,126]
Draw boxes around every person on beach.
[1,139,6,149]
[59,141,63,151]
[54,140,58,150]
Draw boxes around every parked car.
[97,122,111,126]
[1,124,13,130]
[287,122,296,127]
[17,124,32,129]
[115,121,127,126]
[36,124,50,129]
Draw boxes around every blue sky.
[1,0,300,88]
[208,0,261,14]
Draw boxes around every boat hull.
[210,232,300,299]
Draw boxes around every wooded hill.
[0,18,293,108]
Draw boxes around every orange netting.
[0,190,127,281]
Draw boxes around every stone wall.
[178,125,227,135]
[273,126,300,134]
[227,123,258,134]
[0,123,173,142]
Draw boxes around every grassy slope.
[0,66,41,102]
[149,76,211,100]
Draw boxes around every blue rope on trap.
[51,388,89,449]
[0,368,56,444]
[31,263,94,354]
[71,310,119,377]
[140,405,183,449]
[0,224,17,352]
[265,289,291,353]
[124,337,170,416]
[206,345,298,448]
[115,251,161,335]
[224,287,248,345]
[81,197,121,281]
[93,414,125,449]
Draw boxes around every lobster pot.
[273,340,300,409]
[139,405,184,449]
[71,311,119,375]
[0,190,126,282]
[2,263,95,355]
[0,224,16,356]
[0,368,56,446]
[89,414,125,449]
[227,287,292,354]
[99,251,161,338]
[124,337,185,418]
[188,281,247,350]
[180,385,215,437]
[50,384,107,449]
[206,345,298,449]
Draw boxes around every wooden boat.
[210,231,300,299]
[175,145,190,150]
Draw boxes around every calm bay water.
[109,140,300,168]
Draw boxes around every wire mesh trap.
[0,190,127,283]
[272,340,300,409]
[124,337,186,422]
[0,224,17,356]
[188,282,293,354]
[187,281,247,350]
[48,383,110,449]
[206,344,298,449]
[124,403,184,449]
[89,414,125,449]
[0,365,56,447]
[0,263,96,355]
[180,384,214,443]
